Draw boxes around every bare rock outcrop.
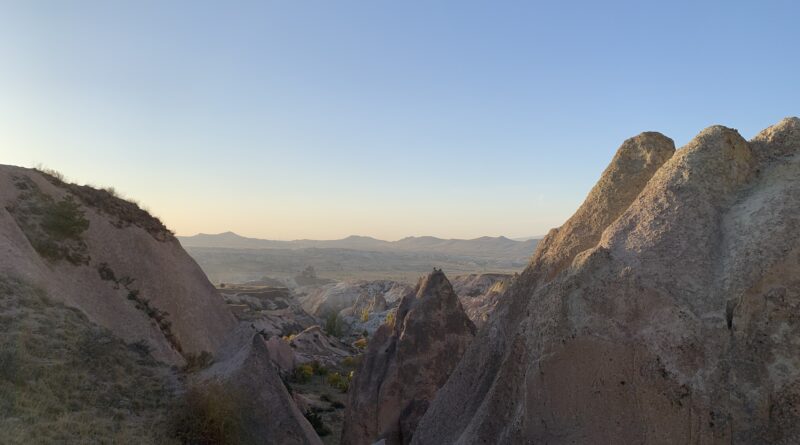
[450,273,512,327]
[221,284,317,337]
[341,269,476,445]
[0,165,235,365]
[0,165,319,443]
[200,326,323,445]
[412,118,800,444]
[299,280,410,317]
[290,325,356,367]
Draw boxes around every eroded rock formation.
[413,118,800,444]
[341,269,476,445]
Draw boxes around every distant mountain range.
[177,231,541,259]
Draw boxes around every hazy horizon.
[3,1,798,240]
[179,230,544,243]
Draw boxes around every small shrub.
[7,177,90,264]
[385,310,396,328]
[324,313,344,337]
[41,195,90,241]
[327,372,349,392]
[128,339,152,357]
[310,361,328,376]
[341,355,362,369]
[353,337,368,349]
[97,262,118,285]
[291,364,314,384]
[169,381,245,445]
[360,308,370,323]
[183,351,214,373]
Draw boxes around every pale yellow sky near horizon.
[2,156,574,241]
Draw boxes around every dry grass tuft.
[0,277,177,444]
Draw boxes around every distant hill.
[178,232,540,259]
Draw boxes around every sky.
[1,1,798,241]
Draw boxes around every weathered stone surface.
[300,280,410,317]
[450,273,513,327]
[0,165,235,365]
[290,325,355,367]
[341,270,476,445]
[412,119,800,444]
[201,326,323,445]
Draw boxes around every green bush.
[7,176,90,264]
[326,372,350,392]
[324,313,344,337]
[341,355,362,369]
[41,196,89,240]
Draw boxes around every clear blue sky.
[1,1,797,240]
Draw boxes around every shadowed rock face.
[0,166,320,444]
[341,270,476,445]
[0,165,235,365]
[200,326,323,445]
[412,118,800,445]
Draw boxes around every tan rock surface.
[200,326,323,445]
[412,118,800,444]
[341,269,475,445]
[0,165,235,365]
[450,273,513,327]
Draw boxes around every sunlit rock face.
[413,118,800,445]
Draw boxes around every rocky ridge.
[412,118,800,444]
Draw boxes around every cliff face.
[412,118,800,444]
[0,165,321,444]
[341,270,475,445]
[0,165,235,365]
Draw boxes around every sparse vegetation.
[311,360,329,377]
[36,168,174,242]
[168,381,245,445]
[291,364,314,384]
[7,175,90,264]
[326,371,351,392]
[324,312,344,337]
[40,195,90,240]
[0,277,175,444]
[304,410,331,437]
[353,337,368,349]
[385,310,396,328]
[360,307,370,322]
[127,289,181,353]
[182,351,214,373]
